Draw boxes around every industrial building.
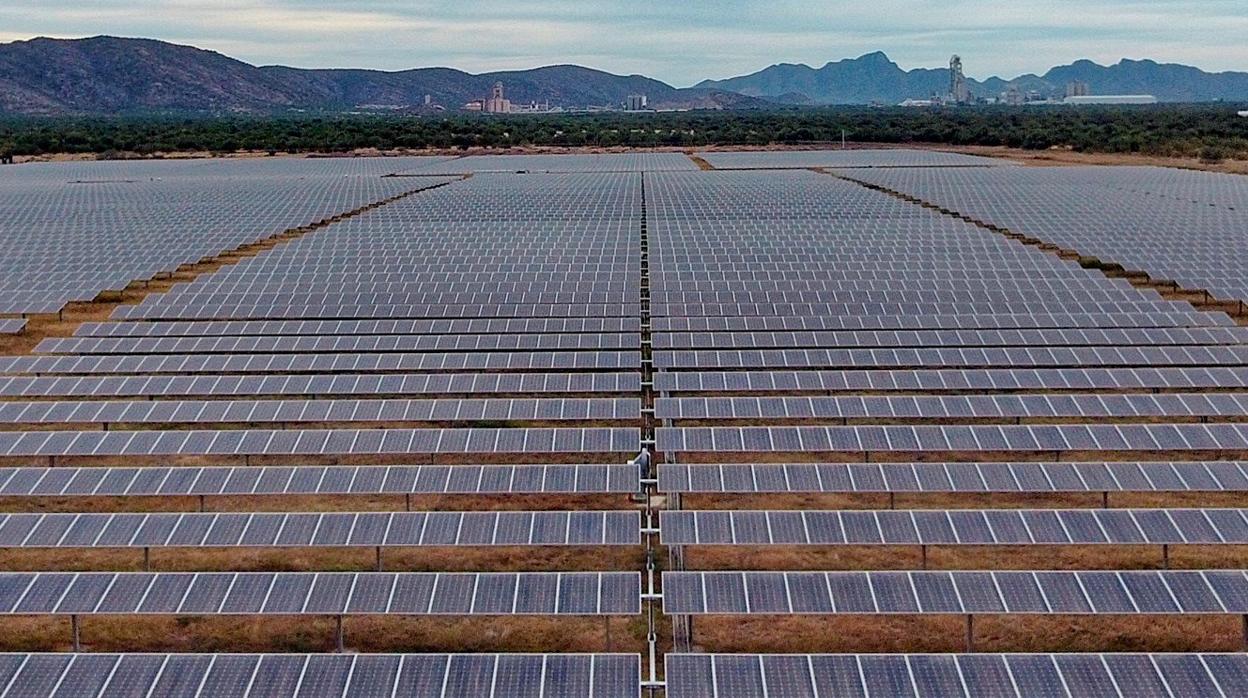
[1064,94,1158,105]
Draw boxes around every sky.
[2,0,1246,86]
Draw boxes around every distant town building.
[1001,86,1024,106]
[1239,110,1248,118]
[898,99,937,107]
[463,100,484,111]
[625,94,648,111]
[424,94,433,106]
[484,82,512,113]
[1064,94,1158,105]
[1065,80,1090,98]
[948,55,971,104]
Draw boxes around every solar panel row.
[664,652,1246,698]
[660,509,1248,546]
[0,510,641,548]
[37,333,642,354]
[0,351,642,374]
[0,652,642,698]
[662,570,1248,615]
[654,326,1248,349]
[655,394,1248,421]
[0,571,641,615]
[0,427,640,458]
[0,464,641,497]
[654,367,1248,393]
[655,424,1248,454]
[0,372,641,398]
[657,461,1248,493]
[74,317,643,337]
[0,397,641,424]
[655,345,1248,369]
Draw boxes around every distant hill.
[0,36,771,115]
[698,52,1248,104]
[2,36,1247,116]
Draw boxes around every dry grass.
[0,615,645,654]
[688,615,1245,653]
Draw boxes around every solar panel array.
[696,149,1013,169]
[404,152,699,175]
[6,151,1248,695]
[0,159,451,315]
[0,157,655,688]
[835,166,1248,310]
[648,164,1248,694]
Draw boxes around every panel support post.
[143,546,150,571]
[199,495,206,513]
[888,492,895,511]
[1102,491,1109,509]
[335,615,344,653]
[920,544,928,570]
[405,493,411,512]
[71,614,81,651]
[375,546,383,572]
[1162,544,1169,570]
[1243,615,1248,651]
[965,614,974,652]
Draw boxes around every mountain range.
[1,36,1246,116]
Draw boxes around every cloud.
[0,0,1245,84]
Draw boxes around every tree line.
[1,104,1246,161]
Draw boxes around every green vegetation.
[1,104,1246,159]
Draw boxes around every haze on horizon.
[2,0,1245,86]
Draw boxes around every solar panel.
[836,165,1248,310]
[652,345,1248,370]
[0,350,642,374]
[0,372,642,398]
[0,427,641,457]
[0,464,641,496]
[659,509,1248,546]
[656,424,1248,454]
[74,317,643,337]
[654,326,1248,349]
[36,332,642,354]
[0,510,641,548]
[0,652,642,697]
[657,461,1248,493]
[696,149,1012,169]
[655,394,1248,421]
[0,320,25,336]
[0,397,641,425]
[661,570,1248,614]
[0,571,641,615]
[652,367,1248,394]
[664,653,1246,697]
